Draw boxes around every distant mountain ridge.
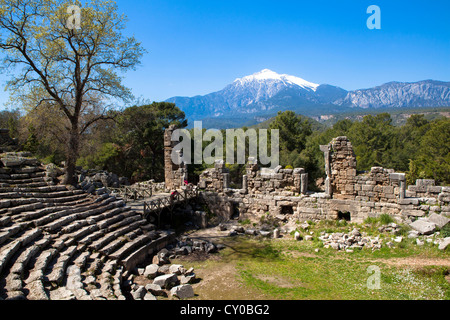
[165,69,450,128]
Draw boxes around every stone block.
[402,209,425,217]
[427,213,450,229]
[409,220,436,235]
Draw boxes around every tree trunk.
[64,121,80,185]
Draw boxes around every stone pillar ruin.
[164,125,187,191]
[320,144,332,197]
[321,137,357,200]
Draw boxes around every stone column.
[320,144,332,197]
[300,173,308,195]
[223,173,230,189]
[242,175,248,194]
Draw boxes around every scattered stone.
[407,230,420,239]
[170,285,195,300]
[169,264,184,275]
[300,222,310,230]
[180,274,196,285]
[438,237,450,251]
[273,229,280,239]
[131,286,146,300]
[145,284,166,297]
[143,293,157,301]
[152,249,171,266]
[394,236,403,243]
[294,232,301,241]
[144,264,160,279]
[409,220,437,235]
[304,235,313,241]
[427,213,450,229]
[153,274,179,289]
[259,231,271,238]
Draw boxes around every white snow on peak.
[234,69,320,91]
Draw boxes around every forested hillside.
[1,106,449,187]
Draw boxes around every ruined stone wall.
[198,160,230,192]
[198,158,308,196]
[244,159,308,196]
[353,167,402,203]
[194,135,450,225]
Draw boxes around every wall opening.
[281,206,294,215]
[338,211,351,221]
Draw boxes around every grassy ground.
[174,220,450,300]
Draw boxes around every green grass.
[234,238,450,300]
[178,220,450,300]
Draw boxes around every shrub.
[380,214,395,225]
[441,224,450,238]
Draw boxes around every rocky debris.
[78,169,130,189]
[164,237,223,259]
[273,229,280,239]
[145,283,165,296]
[438,237,450,251]
[377,223,402,234]
[427,213,450,229]
[319,229,383,251]
[409,219,437,235]
[152,248,171,266]
[170,284,195,300]
[126,250,198,300]
[153,274,179,288]
[143,264,159,279]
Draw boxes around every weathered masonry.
[179,135,450,224]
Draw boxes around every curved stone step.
[8,202,45,216]
[0,228,42,275]
[109,232,160,261]
[99,230,142,257]
[97,260,118,300]
[25,279,48,300]
[25,249,58,285]
[60,225,100,247]
[65,265,91,300]
[88,219,147,252]
[36,193,89,205]
[1,236,51,300]
[3,181,48,189]
[0,225,23,246]
[40,198,122,233]
[0,177,45,185]
[45,245,79,285]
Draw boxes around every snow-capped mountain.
[165,69,450,128]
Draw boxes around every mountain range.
[165,69,450,128]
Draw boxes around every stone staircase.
[0,153,174,300]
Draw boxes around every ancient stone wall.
[198,160,230,192]
[244,158,308,196]
[164,129,450,225]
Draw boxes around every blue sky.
[1,0,449,109]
